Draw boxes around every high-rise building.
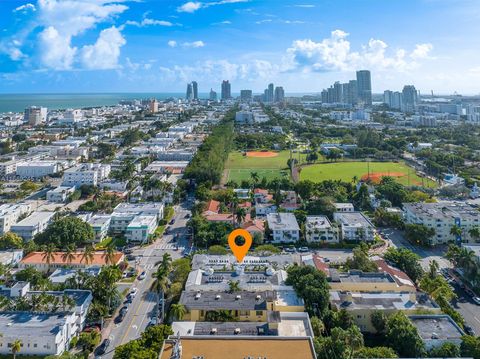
[24,106,47,126]
[192,81,198,100]
[186,83,193,100]
[402,85,418,113]
[240,90,252,103]
[321,89,329,103]
[333,82,343,103]
[356,70,372,106]
[209,88,217,102]
[383,90,403,110]
[149,99,159,113]
[267,83,274,103]
[274,86,285,103]
[221,80,231,100]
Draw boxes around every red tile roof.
[374,258,415,288]
[20,251,124,266]
[242,219,265,233]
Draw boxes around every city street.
[100,200,192,359]
[452,285,480,335]
[382,228,451,269]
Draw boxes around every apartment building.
[0,160,17,176]
[16,161,60,178]
[46,186,75,203]
[403,201,480,245]
[11,211,55,240]
[125,215,157,243]
[0,203,32,235]
[329,291,440,333]
[305,215,339,243]
[333,211,375,242]
[62,163,111,187]
[409,315,465,351]
[87,215,111,241]
[266,213,300,243]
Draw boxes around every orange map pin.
[228,229,252,263]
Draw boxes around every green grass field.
[224,150,307,183]
[299,161,437,187]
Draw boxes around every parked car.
[96,339,111,356]
[120,305,129,314]
[464,325,476,336]
[284,247,296,253]
[472,297,480,305]
[114,312,125,324]
[184,213,191,219]
[129,287,138,297]
[125,296,133,304]
[138,271,147,280]
[298,247,309,252]
[147,316,157,328]
[126,254,136,261]
[169,219,176,225]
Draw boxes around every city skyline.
[1,0,480,94]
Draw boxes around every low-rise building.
[0,160,17,176]
[19,251,124,271]
[266,213,300,243]
[403,201,480,245]
[46,186,75,203]
[305,216,339,243]
[333,211,375,242]
[62,163,111,187]
[16,161,59,178]
[409,315,464,351]
[0,249,23,266]
[0,203,32,235]
[125,215,157,243]
[11,211,55,240]
[334,203,355,212]
[87,215,111,241]
[330,291,441,332]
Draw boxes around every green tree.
[385,312,425,358]
[169,303,186,321]
[0,232,23,250]
[11,339,22,359]
[384,247,424,282]
[428,342,460,358]
[81,244,95,265]
[405,223,436,247]
[310,316,324,337]
[371,310,387,334]
[42,243,57,272]
[461,335,480,359]
[34,217,95,249]
[345,247,378,272]
[354,346,398,358]
[228,280,241,293]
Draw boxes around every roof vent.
[234,328,241,334]
[215,294,221,300]
[256,295,262,300]
[195,292,201,300]
[210,328,217,334]
[236,295,241,300]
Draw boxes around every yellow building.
[330,291,441,333]
[328,269,416,293]
[179,290,304,322]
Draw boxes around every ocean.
[0,93,188,113]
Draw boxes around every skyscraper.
[267,83,274,103]
[356,70,372,106]
[221,80,231,100]
[186,83,193,100]
[24,106,47,126]
[192,81,198,100]
[402,85,418,113]
[209,88,217,101]
[274,86,285,103]
[240,90,252,103]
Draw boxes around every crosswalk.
[155,243,185,250]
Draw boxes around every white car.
[472,297,480,305]
[129,288,138,298]
[138,271,146,280]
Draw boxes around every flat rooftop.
[0,312,68,337]
[409,315,464,340]
[330,270,396,284]
[12,211,54,226]
[334,212,373,228]
[179,290,274,311]
[159,337,316,359]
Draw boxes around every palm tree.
[228,280,241,293]
[235,207,247,227]
[81,244,95,265]
[469,226,480,243]
[103,242,117,265]
[250,171,259,189]
[450,225,463,241]
[352,175,358,184]
[61,294,75,312]
[62,244,76,266]
[11,339,21,359]
[42,244,57,272]
[170,303,186,321]
[29,294,42,312]
[428,259,439,279]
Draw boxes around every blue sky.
[0,0,479,94]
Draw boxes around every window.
[256,311,263,316]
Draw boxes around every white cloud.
[14,3,36,12]
[38,26,77,70]
[213,20,232,25]
[177,0,249,13]
[168,40,177,47]
[81,26,126,69]
[293,4,315,8]
[285,30,433,73]
[183,41,205,48]
[256,19,272,24]
[125,18,174,27]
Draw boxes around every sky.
[0,0,479,94]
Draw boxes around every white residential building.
[87,215,111,241]
[11,211,55,240]
[333,212,375,242]
[266,213,300,243]
[0,160,17,176]
[125,215,157,243]
[403,202,480,245]
[0,203,32,235]
[334,203,355,212]
[110,203,164,238]
[46,186,76,203]
[305,216,339,243]
[62,163,111,187]
[16,161,59,178]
